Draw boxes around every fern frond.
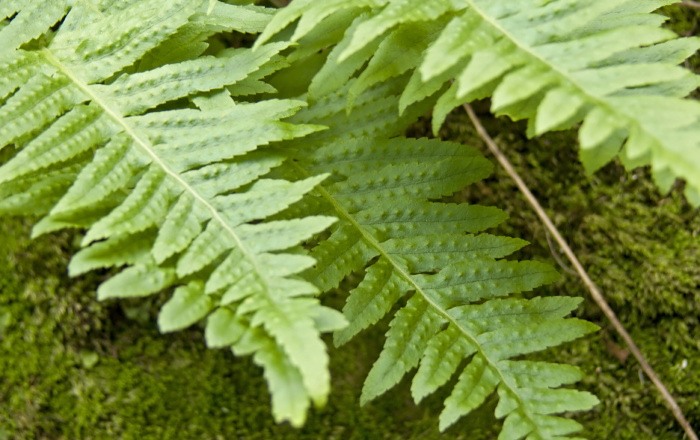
[0,0,344,426]
[261,0,700,204]
[279,81,599,438]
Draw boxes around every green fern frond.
[0,0,345,426]
[279,80,599,438]
[261,0,700,204]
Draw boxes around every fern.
[0,0,346,426]
[268,78,599,437]
[259,0,700,204]
[3,1,690,438]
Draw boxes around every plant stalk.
[462,103,699,440]
[678,0,700,9]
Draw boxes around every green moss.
[434,68,700,440]
[5,124,698,439]
[431,124,700,438]
[429,7,700,436]
[1,218,485,440]
[2,4,699,439]
[660,3,700,98]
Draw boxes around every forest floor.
[1,4,699,440]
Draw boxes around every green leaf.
[97,264,177,300]
[205,307,247,348]
[440,354,499,430]
[277,80,596,437]
[268,0,700,203]
[158,282,215,333]
[0,1,343,426]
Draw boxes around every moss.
[429,7,700,437]
[660,3,700,98]
[5,130,698,439]
[2,4,699,440]
[432,35,700,437]
[1,218,485,440]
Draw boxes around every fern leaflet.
[0,0,345,426]
[260,0,700,204]
[276,79,599,438]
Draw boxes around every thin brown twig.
[543,229,577,276]
[461,103,699,440]
[678,0,700,9]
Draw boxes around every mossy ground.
[1,216,493,440]
[1,4,699,440]
[431,111,700,439]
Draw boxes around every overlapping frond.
[0,0,344,426]
[279,80,599,439]
[260,0,700,204]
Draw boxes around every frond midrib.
[74,0,103,16]
[290,159,541,432]
[40,48,281,302]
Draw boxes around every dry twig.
[678,0,700,9]
[462,103,699,440]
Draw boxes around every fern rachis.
[261,0,700,203]
[268,80,600,437]
[4,0,696,438]
[0,0,345,426]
